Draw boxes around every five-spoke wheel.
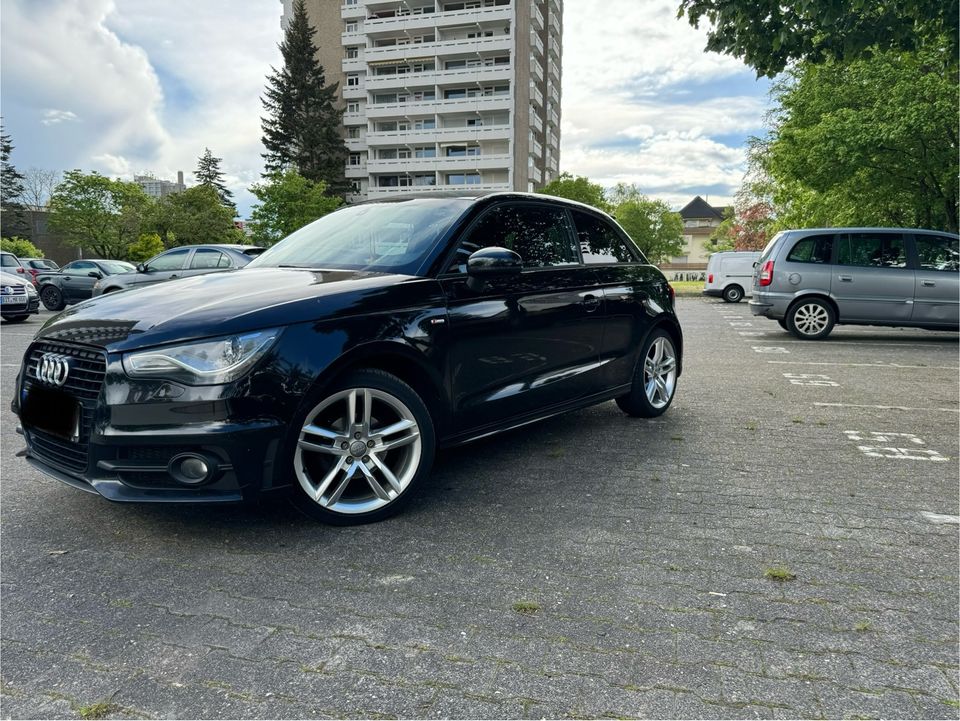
[290,370,434,524]
[617,329,678,417]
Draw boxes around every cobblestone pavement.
[2,300,958,720]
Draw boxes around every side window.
[190,249,229,269]
[447,204,578,272]
[572,211,639,264]
[837,233,907,268]
[146,248,190,272]
[63,261,96,275]
[915,235,959,272]
[786,234,834,263]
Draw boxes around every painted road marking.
[753,346,789,353]
[783,373,840,387]
[766,361,959,370]
[816,402,958,413]
[844,431,948,462]
[729,322,753,327]
[921,512,960,525]
[738,331,767,336]
[750,339,957,348]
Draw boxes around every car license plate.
[1,296,26,304]
[21,385,80,440]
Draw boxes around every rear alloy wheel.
[40,286,65,311]
[787,298,835,340]
[722,285,744,303]
[616,329,678,418]
[290,370,435,524]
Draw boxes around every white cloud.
[40,109,80,126]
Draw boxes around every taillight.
[759,260,774,286]
[15,267,25,274]
[707,273,714,284]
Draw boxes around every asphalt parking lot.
[2,300,958,720]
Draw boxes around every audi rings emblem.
[38,353,71,387]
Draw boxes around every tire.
[616,328,679,418]
[786,298,835,340]
[288,369,436,525]
[40,285,65,311]
[777,318,789,331]
[3,315,29,323]
[722,285,744,303]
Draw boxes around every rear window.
[759,232,783,262]
[786,234,834,263]
[571,210,639,264]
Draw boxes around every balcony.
[343,110,366,125]
[529,82,543,108]
[531,5,545,30]
[346,137,366,152]
[341,3,365,20]
[345,163,368,178]
[365,64,512,91]
[530,32,544,57]
[365,181,511,197]
[364,34,512,64]
[366,94,512,118]
[367,153,512,173]
[364,5,512,34]
[366,124,512,146]
[343,82,367,100]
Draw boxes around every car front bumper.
[1,296,40,316]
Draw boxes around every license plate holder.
[1,295,27,305]
[21,385,81,440]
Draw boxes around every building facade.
[282,0,562,201]
[672,195,732,266]
[134,171,186,199]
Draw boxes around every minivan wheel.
[777,318,789,331]
[40,285,65,311]
[289,369,435,525]
[787,298,835,340]
[616,329,678,418]
[722,285,744,303]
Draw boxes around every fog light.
[169,454,212,485]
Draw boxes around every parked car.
[12,193,683,524]
[0,251,33,285]
[37,259,136,311]
[20,258,60,284]
[0,270,40,322]
[750,228,959,339]
[703,251,760,303]
[91,244,264,296]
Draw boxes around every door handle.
[838,275,853,282]
[581,294,601,312]
[921,280,936,287]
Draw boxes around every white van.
[703,251,761,302]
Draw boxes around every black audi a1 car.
[13,193,683,524]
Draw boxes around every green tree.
[706,217,735,254]
[677,0,957,77]
[761,45,958,232]
[1,236,42,258]
[611,189,685,264]
[126,232,165,263]
[261,0,348,192]
[538,173,610,211]
[150,185,244,247]
[248,169,342,246]
[1,123,28,238]
[48,171,152,259]
[195,147,235,212]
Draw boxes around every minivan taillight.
[759,260,774,286]
[707,273,714,284]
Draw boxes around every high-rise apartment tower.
[281,0,562,200]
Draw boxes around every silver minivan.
[750,228,959,339]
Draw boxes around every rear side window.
[837,233,907,268]
[915,235,959,271]
[447,203,578,272]
[571,211,638,264]
[786,234,834,263]
[190,249,229,269]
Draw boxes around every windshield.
[101,261,135,275]
[247,199,472,274]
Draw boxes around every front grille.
[2,285,27,295]
[22,341,107,474]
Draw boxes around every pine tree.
[195,147,235,212]
[261,0,348,194]
[0,123,28,238]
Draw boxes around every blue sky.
[0,0,771,217]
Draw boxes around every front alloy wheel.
[616,329,678,417]
[787,299,835,340]
[291,370,434,524]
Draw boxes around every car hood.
[36,267,437,352]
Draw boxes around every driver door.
[59,261,99,302]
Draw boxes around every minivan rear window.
[837,233,907,268]
[786,234,833,263]
[759,232,783,261]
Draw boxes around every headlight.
[26,283,37,295]
[92,280,101,290]
[122,328,281,385]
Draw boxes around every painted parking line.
[753,346,789,353]
[921,511,960,525]
[816,402,958,413]
[749,339,958,348]
[766,361,959,370]
[844,431,949,462]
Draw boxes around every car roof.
[163,244,262,250]
[356,191,615,219]
[782,227,958,236]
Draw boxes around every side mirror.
[752,261,759,269]
[87,271,102,279]
[466,247,522,278]
[136,263,146,273]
